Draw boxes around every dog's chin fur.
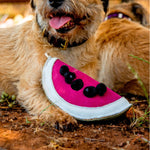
[34,0,104,48]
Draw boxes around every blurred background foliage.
[0,0,149,27]
[0,0,149,17]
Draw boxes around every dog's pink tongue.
[49,16,71,29]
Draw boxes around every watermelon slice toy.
[42,55,132,121]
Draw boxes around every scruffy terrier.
[0,0,108,129]
[95,2,149,97]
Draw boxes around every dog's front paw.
[54,117,78,131]
[53,109,78,131]
[37,107,78,131]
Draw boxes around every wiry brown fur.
[0,0,104,128]
[96,2,149,96]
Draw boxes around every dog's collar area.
[45,31,87,49]
[104,12,132,21]
[43,27,87,49]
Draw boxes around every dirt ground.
[0,95,149,150]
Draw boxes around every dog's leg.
[16,68,77,130]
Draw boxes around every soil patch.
[0,95,149,150]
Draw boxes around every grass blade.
[129,54,150,64]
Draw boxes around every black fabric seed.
[83,86,97,98]
[60,65,69,76]
[64,72,76,84]
[96,83,107,96]
[71,79,84,91]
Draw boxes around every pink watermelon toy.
[42,56,132,121]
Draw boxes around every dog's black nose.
[49,0,64,8]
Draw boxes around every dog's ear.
[131,3,148,25]
[31,0,36,9]
[101,0,109,13]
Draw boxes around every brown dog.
[0,0,107,129]
[95,2,149,97]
